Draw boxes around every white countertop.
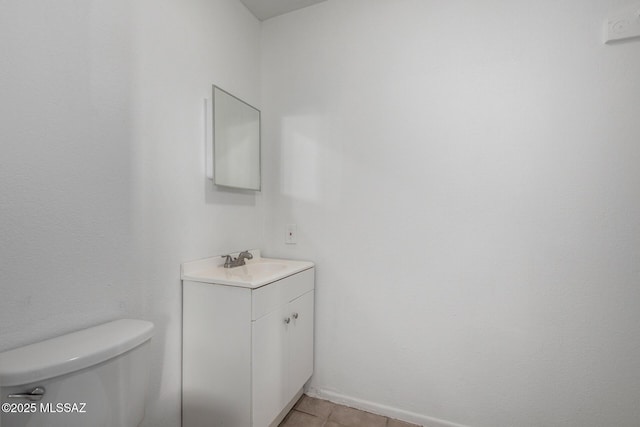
[181,249,314,289]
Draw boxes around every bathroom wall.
[1,0,132,349]
[0,1,261,426]
[261,1,640,426]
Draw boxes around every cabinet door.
[183,282,252,427]
[252,305,288,427]
[286,290,315,402]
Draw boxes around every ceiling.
[239,0,327,21]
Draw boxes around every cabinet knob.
[292,313,299,319]
[284,317,291,324]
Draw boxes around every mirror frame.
[212,85,261,191]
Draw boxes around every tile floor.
[279,395,422,427]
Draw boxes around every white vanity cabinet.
[182,259,314,427]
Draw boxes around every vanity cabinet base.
[182,268,314,427]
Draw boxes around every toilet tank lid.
[0,319,154,387]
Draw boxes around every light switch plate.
[605,5,640,43]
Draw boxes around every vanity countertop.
[181,250,314,289]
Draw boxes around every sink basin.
[235,262,287,276]
[181,250,314,289]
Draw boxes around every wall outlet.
[285,224,297,244]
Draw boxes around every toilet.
[0,319,154,427]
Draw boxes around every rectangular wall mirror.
[213,85,261,191]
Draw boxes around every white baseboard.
[305,387,470,427]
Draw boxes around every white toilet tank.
[0,319,154,427]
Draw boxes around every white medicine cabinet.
[212,85,261,191]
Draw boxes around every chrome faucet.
[222,250,253,268]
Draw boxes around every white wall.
[261,1,640,426]
[0,1,261,426]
